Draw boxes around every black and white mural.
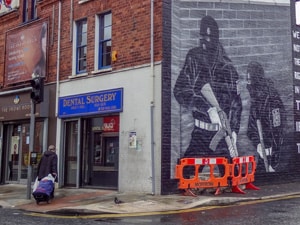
[167,1,297,184]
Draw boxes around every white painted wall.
[57,64,162,194]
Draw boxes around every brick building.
[0,0,163,194]
[0,0,299,195]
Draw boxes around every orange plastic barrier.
[230,156,260,194]
[175,157,230,195]
[175,155,260,196]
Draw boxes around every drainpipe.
[150,0,155,195]
[56,1,61,117]
[55,0,62,186]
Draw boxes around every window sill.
[91,68,112,75]
[78,0,93,4]
[0,9,18,20]
[68,72,88,79]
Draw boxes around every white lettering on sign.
[210,158,216,164]
[297,143,300,153]
[86,93,117,103]
[102,119,116,131]
[295,71,300,80]
[294,58,300,66]
[195,158,202,165]
[103,122,114,129]
[294,44,300,52]
[293,30,300,39]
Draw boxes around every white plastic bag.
[32,177,39,193]
[41,174,55,183]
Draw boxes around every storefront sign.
[103,116,119,132]
[0,91,49,121]
[58,88,123,118]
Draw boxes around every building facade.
[0,0,162,194]
[162,0,299,193]
[0,0,299,195]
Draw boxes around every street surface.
[1,195,300,225]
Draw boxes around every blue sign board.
[58,88,123,118]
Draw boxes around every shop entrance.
[1,122,44,184]
[89,133,119,187]
[63,116,119,189]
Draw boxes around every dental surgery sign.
[58,88,123,118]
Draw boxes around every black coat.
[37,150,58,180]
[173,44,242,157]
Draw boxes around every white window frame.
[93,11,112,73]
[72,19,88,76]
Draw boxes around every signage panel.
[58,88,123,118]
[5,20,48,85]
[291,0,300,152]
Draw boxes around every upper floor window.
[76,19,87,74]
[23,0,37,23]
[31,0,37,19]
[97,12,112,70]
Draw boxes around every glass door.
[8,125,21,182]
[81,117,119,188]
[89,134,118,188]
[64,120,79,187]
[4,122,44,184]
[104,136,119,168]
[63,117,119,189]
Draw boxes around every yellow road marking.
[25,194,300,219]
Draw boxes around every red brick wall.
[0,11,22,87]
[48,0,162,80]
[0,0,162,86]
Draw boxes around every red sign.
[5,20,48,86]
[102,116,119,132]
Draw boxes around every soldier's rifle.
[201,83,238,157]
[256,119,269,172]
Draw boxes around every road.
[1,195,300,225]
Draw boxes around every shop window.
[96,12,112,70]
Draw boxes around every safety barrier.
[230,156,260,194]
[175,157,230,196]
[175,155,260,196]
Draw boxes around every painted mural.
[291,0,300,161]
[170,1,295,180]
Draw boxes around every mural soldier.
[173,15,242,176]
[246,61,285,173]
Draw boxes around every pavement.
[0,182,300,216]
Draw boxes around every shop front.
[0,89,51,184]
[58,88,123,189]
